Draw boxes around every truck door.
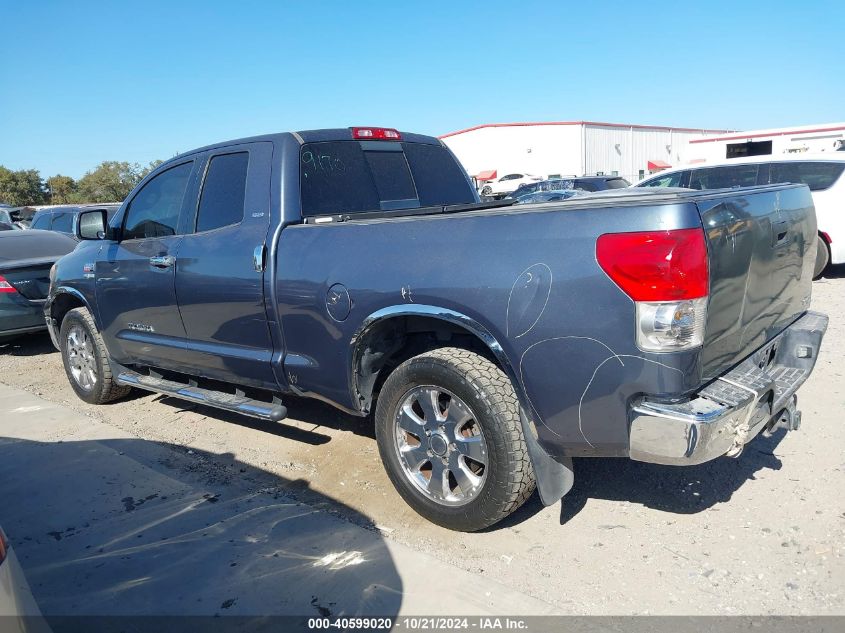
[96,159,197,369]
[174,142,277,389]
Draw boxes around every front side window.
[196,152,248,232]
[641,171,683,188]
[770,161,845,191]
[51,212,73,233]
[123,162,192,240]
[31,214,51,230]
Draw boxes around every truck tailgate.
[698,184,816,380]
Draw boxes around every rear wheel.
[59,307,130,404]
[375,347,535,531]
[813,234,830,279]
[481,185,492,196]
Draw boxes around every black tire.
[481,185,492,196]
[374,347,535,531]
[813,234,830,279]
[59,307,130,404]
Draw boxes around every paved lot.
[1,266,843,616]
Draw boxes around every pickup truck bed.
[45,128,828,530]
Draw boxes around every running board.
[116,370,288,422]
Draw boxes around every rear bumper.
[629,310,828,466]
[0,294,46,340]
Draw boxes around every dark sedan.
[0,230,77,341]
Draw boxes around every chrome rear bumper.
[629,311,828,466]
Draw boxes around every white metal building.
[684,122,845,164]
[439,121,732,184]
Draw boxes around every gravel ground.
[1,267,843,615]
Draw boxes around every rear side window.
[689,164,759,190]
[31,214,51,230]
[300,141,474,216]
[196,152,248,232]
[123,162,192,240]
[51,212,73,233]
[769,162,845,191]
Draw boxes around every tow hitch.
[763,395,801,438]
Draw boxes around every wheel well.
[50,293,86,329]
[352,315,503,414]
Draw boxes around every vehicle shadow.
[0,332,57,357]
[152,391,375,443]
[819,263,845,279]
[153,390,789,530]
[0,434,403,622]
[558,429,787,524]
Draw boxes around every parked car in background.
[30,203,121,236]
[45,127,826,532]
[479,173,541,197]
[1,230,78,341]
[636,154,845,278]
[0,209,15,231]
[0,526,42,620]
[514,190,584,204]
[508,175,630,199]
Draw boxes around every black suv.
[30,203,121,236]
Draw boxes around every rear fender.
[350,304,574,505]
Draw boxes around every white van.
[636,153,845,278]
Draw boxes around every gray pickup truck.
[45,127,828,531]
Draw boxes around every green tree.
[0,166,47,206]
[75,161,145,203]
[46,174,77,204]
[140,159,164,179]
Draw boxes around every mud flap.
[520,410,574,505]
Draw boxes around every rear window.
[300,141,474,216]
[769,161,845,191]
[604,178,631,189]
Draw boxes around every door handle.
[149,255,175,268]
[772,220,789,247]
[253,245,266,273]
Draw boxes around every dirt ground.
[1,266,843,615]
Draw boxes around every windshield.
[300,141,475,216]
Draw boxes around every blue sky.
[2,0,843,178]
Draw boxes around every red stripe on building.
[688,125,845,144]
[439,121,734,139]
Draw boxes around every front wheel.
[375,347,535,531]
[813,234,830,279]
[59,307,131,404]
[480,185,492,196]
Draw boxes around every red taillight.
[0,275,18,294]
[351,127,402,141]
[596,228,708,301]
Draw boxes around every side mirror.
[77,209,108,240]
